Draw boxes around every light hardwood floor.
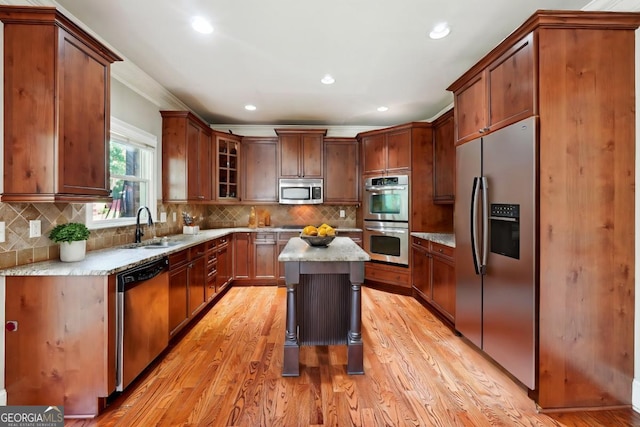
[67,286,640,426]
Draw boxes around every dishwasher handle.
[118,257,169,292]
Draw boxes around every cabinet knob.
[6,321,18,332]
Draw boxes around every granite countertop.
[410,232,455,248]
[278,237,370,262]
[0,227,364,277]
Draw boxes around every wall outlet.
[173,212,177,222]
[0,221,5,242]
[29,220,41,238]
[339,209,346,218]
[159,212,167,223]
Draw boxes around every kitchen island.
[278,236,370,376]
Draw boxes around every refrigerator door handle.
[480,176,489,274]
[470,177,481,275]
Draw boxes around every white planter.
[59,240,87,262]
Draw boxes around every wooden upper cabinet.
[0,6,121,202]
[187,121,212,201]
[432,109,455,203]
[215,132,241,202]
[453,73,487,144]
[275,129,326,178]
[324,138,359,204]
[241,137,278,203]
[385,129,412,173]
[487,33,535,130]
[450,32,535,144]
[360,128,411,175]
[361,134,386,174]
[161,111,212,203]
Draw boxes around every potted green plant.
[48,222,90,262]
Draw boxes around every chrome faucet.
[134,206,154,243]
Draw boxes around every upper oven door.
[363,175,409,222]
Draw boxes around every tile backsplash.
[0,202,356,269]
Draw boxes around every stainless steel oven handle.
[365,227,407,234]
[489,216,517,222]
[364,185,407,191]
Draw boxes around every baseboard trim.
[632,378,640,413]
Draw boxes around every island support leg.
[347,262,364,374]
[283,263,300,376]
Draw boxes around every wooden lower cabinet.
[233,232,252,281]
[216,236,232,292]
[233,232,277,285]
[411,242,431,300]
[365,262,411,295]
[5,275,116,416]
[169,243,210,338]
[206,240,218,301]
[189,244,207,316]
[411,237,455,324]
[253,232,277,284]
[169,250,190,337]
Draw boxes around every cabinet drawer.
[216,235,230,247]
[169,249,189,268]
[255,232,276,242]
[430,242,454,259]
[411,237,429,248]
[191,243,207,258]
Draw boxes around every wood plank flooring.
[67,286,640,426]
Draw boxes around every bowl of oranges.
[300,223,337,247]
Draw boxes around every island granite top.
[278,237,370,263]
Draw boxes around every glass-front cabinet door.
[215,134,240,202]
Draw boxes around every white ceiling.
[49,0,631,127]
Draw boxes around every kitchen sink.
[121,239,183,249]
[143,242,181,249]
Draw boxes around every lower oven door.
[363,220,409,265]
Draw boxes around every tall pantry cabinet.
[447,11,640,411]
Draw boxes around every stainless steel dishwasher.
[116,257,169,391]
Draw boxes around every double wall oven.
[363,175,409,265]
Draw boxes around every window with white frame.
[86,117,157,229]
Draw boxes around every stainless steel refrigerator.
[455,116,536,389]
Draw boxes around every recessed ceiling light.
[377,106,389,112]
[321,74,335,85]
[244,104,257,111]
[191,16,213,34]
[429,22,450,40]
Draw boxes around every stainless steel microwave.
[279,178,323,204]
